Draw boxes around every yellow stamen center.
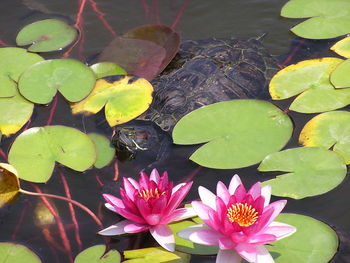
[138,188,165,201]
[227,203,259,227]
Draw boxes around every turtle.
[111,37,281,161]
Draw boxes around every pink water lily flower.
[98,169,195,251]
[178,175,296,263]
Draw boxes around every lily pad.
[16,19,78,52]
[281,0,350,39]
[123,247,190,263]
[8,125,96,183]
[74,244,121,263]
[0,90,33,136]
[169,220,218,255]
[0,242,41,262]
[123,25,180,78]
[88,133,114,168]
[299,111,350,164]
[0,47,44,97]
[259,147,346,199]
[90,62,127,79]
[331,36,350,58]
[0,163,20,208]
[98,37,166,81]
[71,76,154,127]
[173,100,293,169]
[269,58,350,113]
[330,59,350,88]
[18,59,96,104]
[268,213,338,263]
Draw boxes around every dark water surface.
[1,0,350,262]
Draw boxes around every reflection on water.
[0,0,349,262]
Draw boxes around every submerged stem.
[19,188,103,228]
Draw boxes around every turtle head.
[112,121,165,161]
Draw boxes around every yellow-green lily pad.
[0,47,44,97]
[18,59,96,104]
[0,163,20,208]
[330,59,350,89]
[88,133,114,168]
[74,245,121,263]
[71,76,154,127]
[299,111,350,164]
[123,247,190,263]
[0,90,33,136]
[269,58,350,113]
[281,0,350,39]
[90,62,127,79]
[268,213,338,263]
[331,36,350,58]
[8,125,96,183]
[0,242,42,262]
[259,147,347,199]
[173,100,293,169]
[16,19,78,52]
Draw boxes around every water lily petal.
[150,168,160,183]
[260,200,287,229]
[189,229,222,246]
[256,245,274,263]
[218,237,235,250]
[261,185,271,206]
[172,183,186,194]
[127,177,140,189]
[124,223,149,233]
[103,194,125,209]
[216,181,230,205]
[228,174,242,195]
[123,177,137,201]
[177,224,208,239]
[262,221,297,240]
[114,204,146,224]
[161,207,197,223]
[150,224,175,252]
[105,203,117,212]
[233,184,247,203]
[166,181,193,213]
[198,186,217,209]
[139,171,150,188]
[98,220,131,236]
[216,249,241,263]
[235,243,257,262]
[247,234,276,245]
[192,200,212,222]
[247,182,261,200]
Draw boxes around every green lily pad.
[123,247,190,263]
[269,58,350,113]
[259,147,346,199]
[0,242,41,262]
[8,125,96,183]
[173,100,293,169]
[281,0,350,39]
[331,36,350,58]
[74,244,121,263]
[0,90,33,136]
[299,111,350,164]
[169,220,218,255]
[16,19,78,52]
[90,62,127,79]
[330,59,350,88]
[268,213,338,263]
[18,59,96,104]
[88,133,114,168]
[0,163,20,208]
[71,76,154,127]
[0,47,44,97]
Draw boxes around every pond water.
[0,0,349,262]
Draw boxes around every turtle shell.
[139,38,280,132]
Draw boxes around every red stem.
[46,95,58,126]
[11,205,28,240]
[0,40,7,46]
[140,0,150,23]
[113,160,119,181]
[152,0,161,24]
[42,228,66,253]
[28,184,73,263]
[0,148,7,160]
[88,0,117,37]
[281,39,305,67]
[59,170,83,251]
[171,0,189,29]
